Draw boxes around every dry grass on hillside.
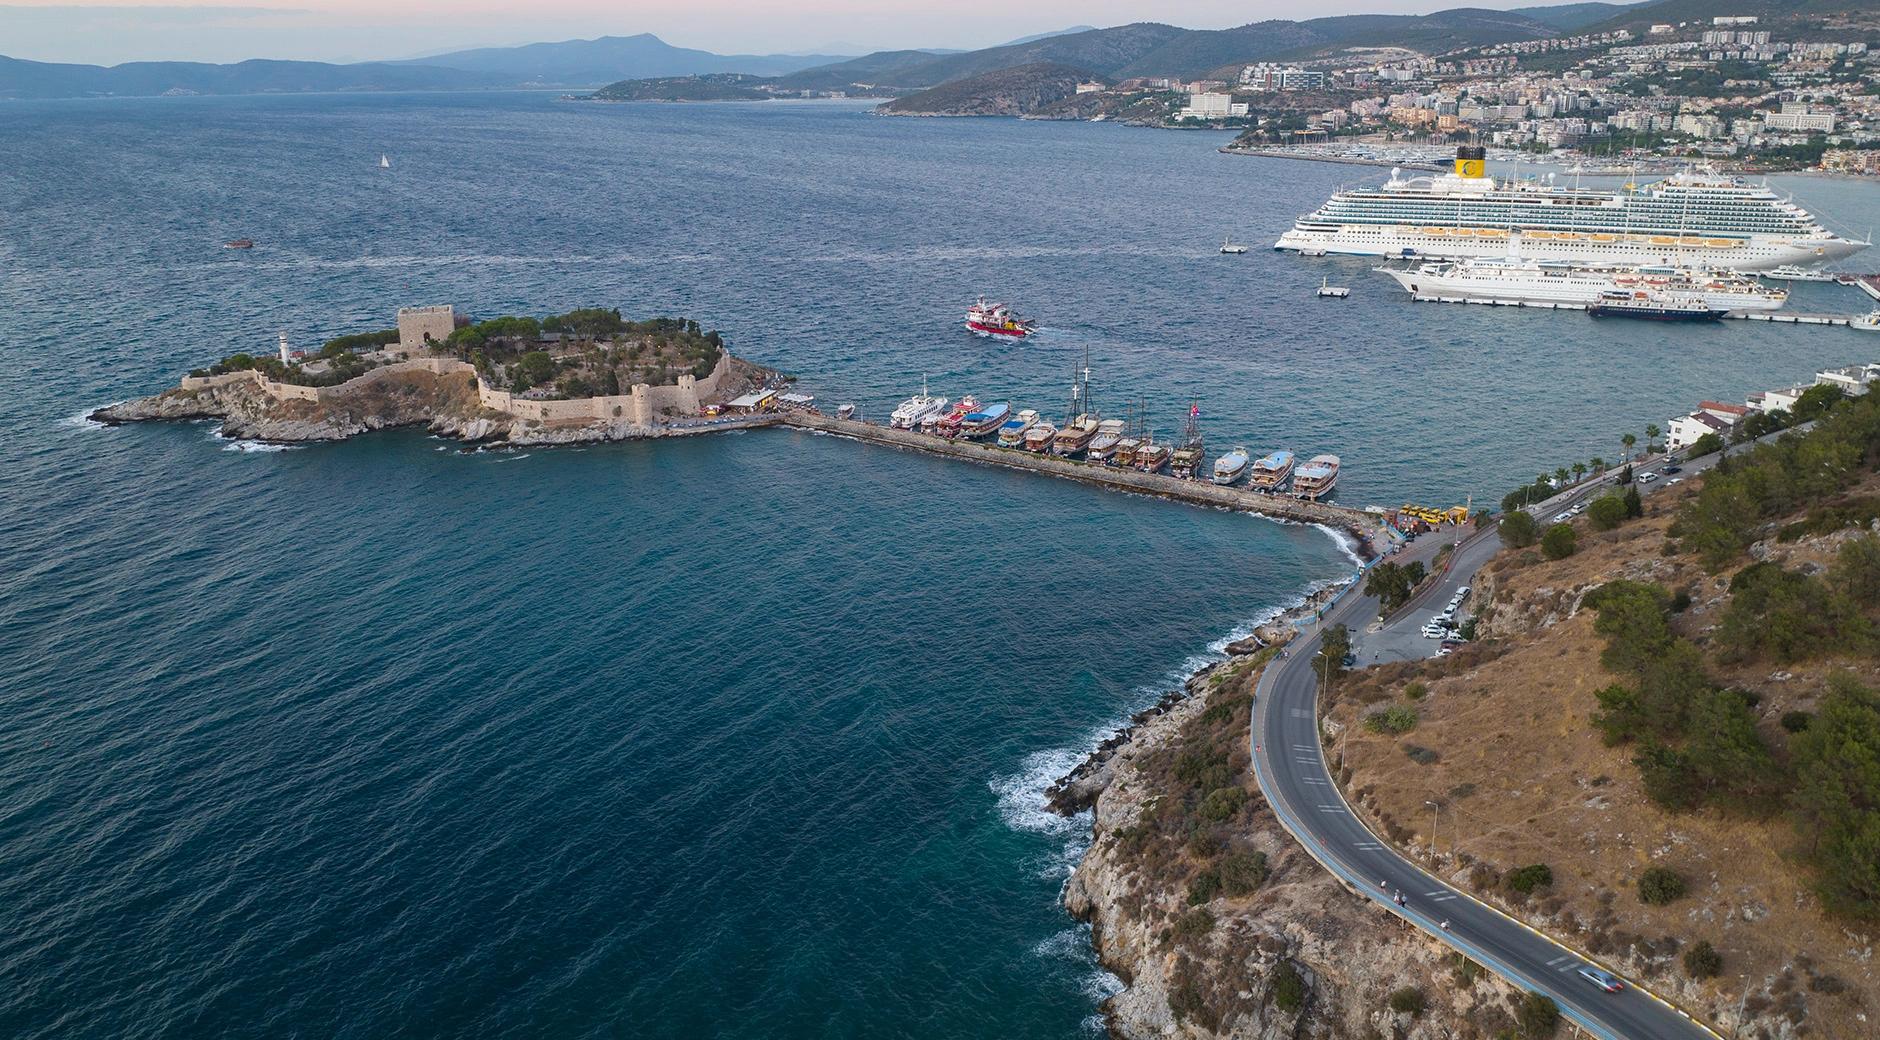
[1324,480,1878,1040]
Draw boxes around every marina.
[774,411,1384,540]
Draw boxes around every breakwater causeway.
[775,411,1391,551]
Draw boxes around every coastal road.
[1251,510,1729,1037]
[1252,614,1721,1040]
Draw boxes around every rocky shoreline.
[1045,580,1541,1039]
[89,357,780,447]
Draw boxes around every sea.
[1,91,1875,1039]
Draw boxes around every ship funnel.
[1454,144,1486,179]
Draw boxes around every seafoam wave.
[208,429,297,453]
[62,405,120,431]
[990,747,1089,839]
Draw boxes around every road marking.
[1423,890,1446,897]
[1289,708,1312,718]
[1292,744,1316,751]
[1433,894,1458,902]
[1547,955,1573,966]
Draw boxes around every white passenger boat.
[997,409,1039,447]
[1212,447,1250,485]
[1292,454,1340,500]
[890,378,947,429]
[1377,256,1788,314]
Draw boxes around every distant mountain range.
[392,34,852,85]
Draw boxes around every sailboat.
[379,154,392,169]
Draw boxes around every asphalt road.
[1252,607,1720,1039]
[1243,447,1768,1039]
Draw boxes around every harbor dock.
[775,412,1388,546]
[1733,312,1864,327]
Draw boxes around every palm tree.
[1555,466,1571,487]
[1646,424,1662,454]
[1591,456,1606,474]
[1573,462,1588,482]
[1621,432,1637,460]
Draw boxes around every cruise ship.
[1378,257,1788,314]
[1277,145,1864,271]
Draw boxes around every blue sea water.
[1,92,1875,1039]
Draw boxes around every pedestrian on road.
[1440,920,1449,931]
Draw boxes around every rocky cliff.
[1061,651,1529,1039]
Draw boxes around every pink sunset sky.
[0,0,1611,64]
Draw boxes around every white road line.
[1423,890,1445,897]
[1547,955,1572,966]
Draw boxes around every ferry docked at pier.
[1212,447,1251,485]
[1291,454,1340,500]
[1277,145,1865,271]
[1588,290,1724,322]
[1248,450,1295,492]
[965,298,1037,340]
[957,402,1011,439]
[1377,257,1788,314]
[890,380,948,429]
[1023,421,1058,452]
[998,409,1038,447]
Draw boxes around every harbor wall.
[777,413,1386,546]
[178,352,732,424]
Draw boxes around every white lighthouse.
[278,331,290,365]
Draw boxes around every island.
[92,305,781,445]
[581,73,771,102]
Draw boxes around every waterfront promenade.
[776,412,1389,546]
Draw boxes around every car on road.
[1577,966,1625,993]
[1638,472,1659,484]
[1667,477,1683,485]
[1663,465,1682,474]
[1553,512,1573,523]
[1421,624,1450,638]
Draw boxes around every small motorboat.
[223,239,255,249]
[1220,235,1249,255]
[1317,277,1349,299]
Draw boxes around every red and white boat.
[965,297,1036,340]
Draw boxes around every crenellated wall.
[176,351,731,425]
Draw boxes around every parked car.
[1553,512,1573,523]
[1577,966,1625,993]
[1667,477,1683,485]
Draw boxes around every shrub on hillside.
[1187,871,1221,905]
[1781,711,1813,733]
[1517,992,1561,1036]
[1587,494,1628,531]
[1218,850,1268,896]
[1364,706,1418,735]
[1638,867,1688,906]
[1541,522,1577,560]
[1504,863,1553,895]
[1197,786,1248,823]
[1405,681,1428,701]
[1268,960,1306,1013]
[1500,511,1538,549]
[1171,908,1214,944]
[1387,986,1426,1016]
[1683,940,1723,979]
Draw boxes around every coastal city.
[12,4,1880,1040]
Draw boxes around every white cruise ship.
[1378,258,1788,314]
[1277,145,1864,271]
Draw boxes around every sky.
[0,0,1613,65]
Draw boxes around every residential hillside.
[1322,400,1880,1039]
[1588,0,1880,34]
[780,8,1579,92]
[878,62,1097,116]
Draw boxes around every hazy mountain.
[0,54,500,100]
[396,33,852,87]
[994,26,1100,47]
